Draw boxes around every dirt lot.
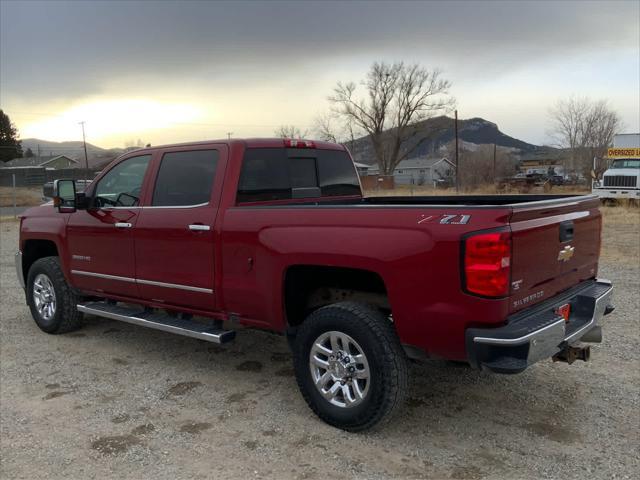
[1,207,639,480]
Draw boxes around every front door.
[134,146,224,311]
[66,154,152,297]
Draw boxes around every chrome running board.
[77,301,235,344]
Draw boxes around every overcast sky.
[1,0,638,148]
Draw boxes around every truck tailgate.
[508,196,601,313]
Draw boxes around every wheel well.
[22,240,59,280]
[284,265,389,327]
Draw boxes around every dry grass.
[0,187,42,207]
[601,204,640,266]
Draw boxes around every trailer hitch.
[553,345,591,365]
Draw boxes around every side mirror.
[53,179,77,213]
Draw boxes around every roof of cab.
[122,138,346,156]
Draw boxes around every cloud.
[1,0,637,145]
[2,1,637,96]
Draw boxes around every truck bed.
[362,194,590,206]
[285,194,592,207]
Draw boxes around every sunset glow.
[19,99,204,145]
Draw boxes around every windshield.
[610,159,640,169]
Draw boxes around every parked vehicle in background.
[549,175,565,186]
[16,138,614,431]
[593,133,640,202]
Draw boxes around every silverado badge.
[558,245,575,262]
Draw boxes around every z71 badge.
[418,214,471,225]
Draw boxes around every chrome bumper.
[593,188,640,199]
[466,279,614,373]
[15,251,25,290]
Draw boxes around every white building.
[367,157,456,186]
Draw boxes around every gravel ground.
[1,217,638,480]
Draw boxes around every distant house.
[1,155,79,170]
[367,156,456,185]
[353,162,371,176]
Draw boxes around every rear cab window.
[237,148,360,204]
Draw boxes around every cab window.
[237,148,360,203]
[93,155,151,208]
[151,150,219,206]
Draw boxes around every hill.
[19,138,124,169]
[20,138,123,159]
[349,116,554,165]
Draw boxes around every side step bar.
[77,301,236,344]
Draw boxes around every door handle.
[189,224,210,231]
[115,222,132,229]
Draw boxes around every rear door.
[67,154,152,297]
[133,145,226,311]
[508,196,601,313]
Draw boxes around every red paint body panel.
[220,206,512,360]
[17,138,602,363]
[508,197,601,313]
[66,207,140,296]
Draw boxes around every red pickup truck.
[16,138,614,431]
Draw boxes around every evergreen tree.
[24,147,34,158]
[0,110,23,162]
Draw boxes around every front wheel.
[292,302,408,432]
[26,257,83,334]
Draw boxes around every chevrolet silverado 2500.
[16,138,614,431]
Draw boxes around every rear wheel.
[292,302,407,432]
[26,257,83,333]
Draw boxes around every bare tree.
[274,125,309,139]
[548,96,622,178]
[313,113,359,153]
[313,114,338,143]
[328,61,454,175]
[457,143,516,190]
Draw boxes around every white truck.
[593,133,640,202]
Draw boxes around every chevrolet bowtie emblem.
[558,245,575,262]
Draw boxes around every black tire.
[26,257,83,334]
[293,302,408,432]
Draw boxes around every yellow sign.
[607,147,640,158]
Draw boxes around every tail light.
[463,230,511,297]
[284,139,315,148]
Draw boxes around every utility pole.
[454,110,459,193]
[79,121,89,181]
[227,132,233,140]
[493,143,497,184]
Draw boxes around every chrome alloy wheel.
[33,273,57,321]
[309,331,371,408]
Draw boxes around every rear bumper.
[466,279,614,373]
